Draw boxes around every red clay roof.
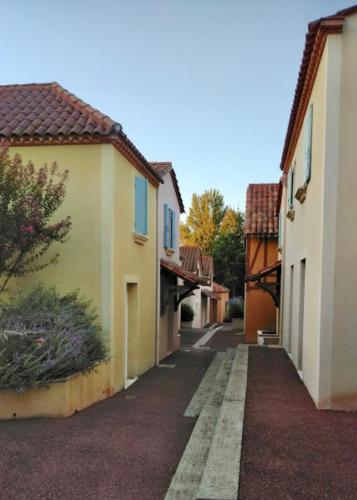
[244,183,279,238]
[201,289,221,301]
[180,245,201,274]
[0,82,161,184]
[160,259,200,285]
[280,6,357,172]
[150,162,185,213]
[200,256,214,278]
[213,282,230,293]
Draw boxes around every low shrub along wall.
[0,286,107,391]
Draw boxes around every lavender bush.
[0,286,107,391]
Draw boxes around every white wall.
[281,37,337,404]
[281,18,357,409]
[330,14,357,408]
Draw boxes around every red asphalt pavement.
[239,347,357,500]
[0,347,214,500]
[2,330,357,500]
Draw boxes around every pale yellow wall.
[8,143,157,396]
[110,146,157,389]
[8,144,103,314]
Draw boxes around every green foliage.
[228,299,244,319]
[181,303,194,322]
[0,286,107,391]
[0,143,71,294]
[180,189,226,254]
[212,210,245,297]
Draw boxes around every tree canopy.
[180,189,245,297]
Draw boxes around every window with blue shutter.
[287,165,295,209]
[163,204,176,251]
[278,213,282,247]
[171,210,176,250]
[135,176,148,235]
[164,203,170,248]
[303,104,313,184]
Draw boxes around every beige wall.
[281,16,357,410]
[157,172,181,360]
[330,13,357,408]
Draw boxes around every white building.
[279,6,357,410]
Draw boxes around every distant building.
[150,162,186,361]
[180,245,220,327]
[244,184,279,343]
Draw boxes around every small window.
[134,176,148,235]
[164,204,176,250]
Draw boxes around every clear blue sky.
[2,0,348,214]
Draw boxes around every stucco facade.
[280,11,357,410]
[8,140,158,398]
[153,163,183,361]
[244,184,279,343]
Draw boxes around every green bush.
[181,303,194,322]
[0,285,107,391]
[228,300,244,319]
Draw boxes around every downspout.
[155,186,160,365]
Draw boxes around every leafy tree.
[180,189,226,254]
[212,209,245,297]
[0,143,71,294]
[181,188,245,296]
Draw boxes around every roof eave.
[279,11,350,173]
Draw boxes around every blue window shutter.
[164,203,169,248]
[144,178,148,234]
[135,176,148,235]
[304,104,313,183]
[287,169,292,208]
[171,210,176,250]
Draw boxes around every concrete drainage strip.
[192,325,224,349]
[165,344,249,500]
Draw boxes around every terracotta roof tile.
[212,282,230,293]
[150,161,185,213]
[0,82,118,138]
[0,82,162,185]
[180,245,201,274]
[244,183,279,238]
[200,256,213,278]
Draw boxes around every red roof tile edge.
[244,183,279,238]
[150,162,185,213]
[0,82,162,186]
[280,6,357,172]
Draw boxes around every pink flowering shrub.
[0,142,71,293]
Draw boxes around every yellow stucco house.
[278,6,357,410]
[0,82,162,415]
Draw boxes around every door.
[125,282,139,388]
[298,259,306,374]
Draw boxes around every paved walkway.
[2,329,357,499]
[239,347,357,500]
[0,348,214,500]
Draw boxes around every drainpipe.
[155,186,160,365]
